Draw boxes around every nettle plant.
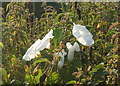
[22,22,94,84]
[2,2,119,85]
[23,23,94,62]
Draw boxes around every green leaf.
[6,2,13,11]
[53,28,64,47]
[25,74,34,84]
[0,42,4,48]
[0,68,7,84]
[19,30,29,43]
[33,58,50,66]
[41,13,54,18]
[89,63,104,74]
[103,43,114,47]
[91,69,109,85]
[66,80,76,84]
[34,69,42,84]
[106,29,117,37]
[46,72,59,84]
[106,54,119,59]
[54,13,64,24]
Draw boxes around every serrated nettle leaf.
[25,74,34,84]
[54,13,64,24]
[2,2,119,85]
[106,30,117,36]
[89,63,104,74]
[0,42,4,48]
[53,28,64,47]
[106,54,119,59]
[33,58,50,66]
[66,80,76,84]
[34,69,42,84]
[46,72,59,84]
[103,43,115,47]
[0,68,7,83]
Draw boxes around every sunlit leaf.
[89,63,104,74]
[0,68,7,84]
[106,54,119,59]
[25,74,34,84]
[54,13,64,24]
[34,69,42,84]
[33,58,50,66]
[66,80,76,84]
[53,28,64,47]
[0,42,4,48]
[46,72,59,84]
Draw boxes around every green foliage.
[25,74,34,84]
[53,27,64,47]
[66,80,77,85]
[2,2,119,85]
[46,72,59,84]
[25,69,42,84]
[33,58,50,66]
[0,68,7,84]
[0,42,4,48]
[89,63,105,74]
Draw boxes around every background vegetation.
[1,2,120,85]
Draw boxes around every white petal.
[66,42,73,49]
[58,60,64,68]
[67,49,75,61]
[22,39,41,61]
[73,42,80,52]
[72,23,94,46]
[66,42,75,61]
[61,49,67,56]
[59,52,64,61]
[37,39,50,51]
[72,25,81,38]
[77,36,94,46]
[55,49,67,68]
[44,29,54,39]
[33,39,41,47]
[73,23,93,38]
[46,42,50,49]
[57,49,67,61]
[36,29,54,51]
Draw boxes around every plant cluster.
[1,2,119,85]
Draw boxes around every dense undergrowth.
[1,2,120,85]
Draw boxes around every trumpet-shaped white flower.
[23,39,41,61]
[57,49,67,68]
[36,29,54,51]
[74,42,80,52]
[58,60,64,69]
[72,23,94,46]
[66,42,80,61]
[23,29,54,61]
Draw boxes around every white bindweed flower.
[66,42,80,61]
[23,39,41,61]
[23,29,54,61]
[74,42,80,52]
[36,29,54,51]
[58,60,64,69]
[72,23,94,46]
[57,49,67,68]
